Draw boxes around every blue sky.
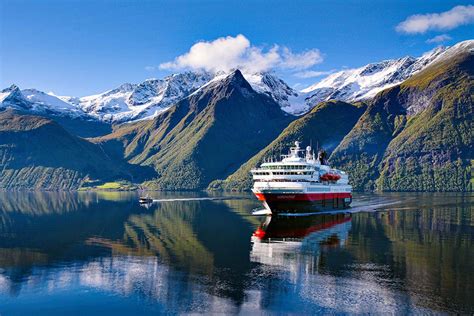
[1,0,473,96]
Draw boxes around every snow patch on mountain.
[77,71,213,122]
[0,85,86,118]
[423,40,473,65]
[243,72,307,114]
[299,46,449,112]
[22,89,84,115]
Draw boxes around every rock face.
[209,100,367,191]
[95,70,293,190]
[0,110,149,190]
[330,40,473,191]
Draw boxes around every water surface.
[0,191,472,314]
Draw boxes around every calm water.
[0,191,472,314]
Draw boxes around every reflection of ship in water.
[251,213,352,270]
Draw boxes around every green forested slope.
[0,110,145,190]
[331,43,473,191]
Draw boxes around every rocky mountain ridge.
[4,41,471,122]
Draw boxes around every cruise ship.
[251,141,352,214]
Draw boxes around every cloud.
[426,34,452,44]
[294,69,336,78]
[279,47,324,70]
[159,34,323,73]
[396,5,474,34]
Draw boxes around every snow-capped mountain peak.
[300,45,450,110]
[0,85,86,118]
[298,40,473,112]
[77,71,214,122]
[0,84,21,102]
[242,71,306,114]
[424,40,473,65]
[0,85,32,110]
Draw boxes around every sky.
[1,0,473,96]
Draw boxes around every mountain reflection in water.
[0,191,472,314]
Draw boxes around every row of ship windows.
[254,171,314,176]
[260,165,316,170]
[254,179,315,182]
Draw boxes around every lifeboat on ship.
[320,172,341,182]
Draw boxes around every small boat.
[139,196,153,204]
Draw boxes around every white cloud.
[426,34,452,44]
[396,5,474,34]
[294,70,335,78]
[159,34,323,73]
[279,47,324,70]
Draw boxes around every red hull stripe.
[255,192,351,202]
[253,216,352,240]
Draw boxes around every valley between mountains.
[0,40,472,191]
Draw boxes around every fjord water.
[0,192,472,314]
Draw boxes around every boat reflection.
[251,213,352,269]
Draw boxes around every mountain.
[77,71,214,122]
[94,70,294,190]
[1,44,462,123]
[0,85,84,117]
[298,45,450,113]
[76,70,302,122]
[0,71,299,124]
[330,40,473,191]
[0,85,112,137]
[244,72,303,113]
[209,100,366,191]
[0,110,151,190]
